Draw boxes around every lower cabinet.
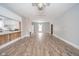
[0,35,5,45]
[0,34,9,45]
[0,32,21,45]
[9,32,21,40]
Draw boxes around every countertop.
[0,30,21,35]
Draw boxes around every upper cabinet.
[0,6,22,21]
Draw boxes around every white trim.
[0,35,28,50]
[53,33,79,49]
[32,20,49,23]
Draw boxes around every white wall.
[0,6,21,21]
[53,4,79,47]
[21,17,32,36]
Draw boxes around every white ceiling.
[0,3,77,20]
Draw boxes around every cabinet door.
[9,32,21,40]
[14,32,21,38]
[17,32,21,37]
[0,35,9,45]
[4,34,9,43]
[9,33,15,40]
[0,35,5,45]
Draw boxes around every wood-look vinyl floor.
[0,33,79,56]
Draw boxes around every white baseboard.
[53,33,79,49]
[0,35,28,50]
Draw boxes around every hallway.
[0,33,79,56]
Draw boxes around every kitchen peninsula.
[0,30,21,45]
[0,6,22,46]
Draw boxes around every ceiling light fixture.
[32,3,50,10]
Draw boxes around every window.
[38,24,42,32]
[0,20,4,29]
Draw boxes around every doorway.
[32,21,50,33]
